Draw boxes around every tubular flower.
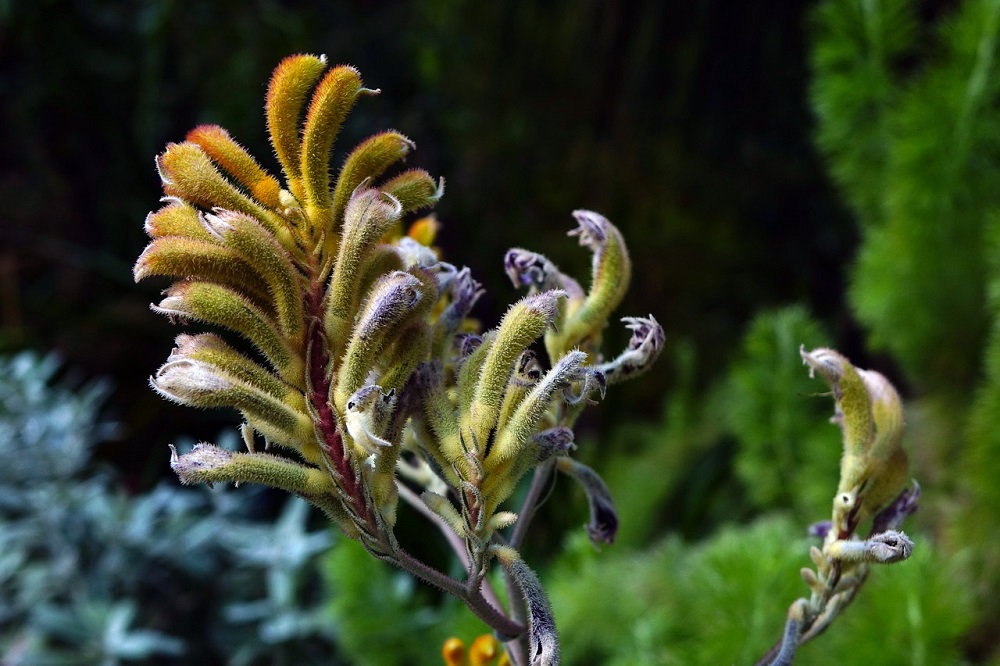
[137,55,663,665]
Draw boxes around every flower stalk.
[755,348,919,665]
[136,54,663,665]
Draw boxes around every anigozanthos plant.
[756,348,919,666]
[135,54,663,666]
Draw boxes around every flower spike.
[138,54,662,665]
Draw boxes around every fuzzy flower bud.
[335,270,425,409]
[467,290,567,451]
[825,531,914,564]
[493,546,560,666]
[593,316,666,386]
[152,359,312,451]
[556,457,619,546]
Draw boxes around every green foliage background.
[3,0,1000,664]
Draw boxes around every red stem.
[305,284,372,528]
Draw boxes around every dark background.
[0,0,854,489]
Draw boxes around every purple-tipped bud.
[438,267,483,335]
[344,187,402,228]
[568,209,610,251]
[531,427,576,462]
[354,270,423,342]
[505,248,584,298]
[459,334,483,359]
[557,457,618,546]
[493,547,560,665]
[808,520,833,540]
[594,316,665,386]
[827,530,914,564]
[505,248,549,289]
[396,236,440,270]
[867,530,914,563]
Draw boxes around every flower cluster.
[758,348,918,665]
[135,54,663,665]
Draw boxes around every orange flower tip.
[185,124,229,145]
[251,177,282,208]
[441,637,465,665]
[470,634,499,660]
[408,214,441,245]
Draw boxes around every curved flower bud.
[144,200,213,240]
[266,54,328,195]
[592,316,665,386]
[201,211,304,340]
[487,351,587,469]
[547,210,632,358]
[170,442,330,493]
[467,290,568,452]
[152,281,295,375]
[169,442,359,538]
[170,333,300,401]
[186,124,282,208]
[801,346,909,529]
[156,142,275,229]
[825,530,914,564]
[334,270,425,409]
[152,358,312,450]
[504,248,584,299]
[300,64,369,222]
[332,131,415,224]
[134,236,271,306]
[556,457,618,546]
[493,546,560,666]
[381,169,444,214]
[325,188,404,345]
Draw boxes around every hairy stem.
[393,547,524,638]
